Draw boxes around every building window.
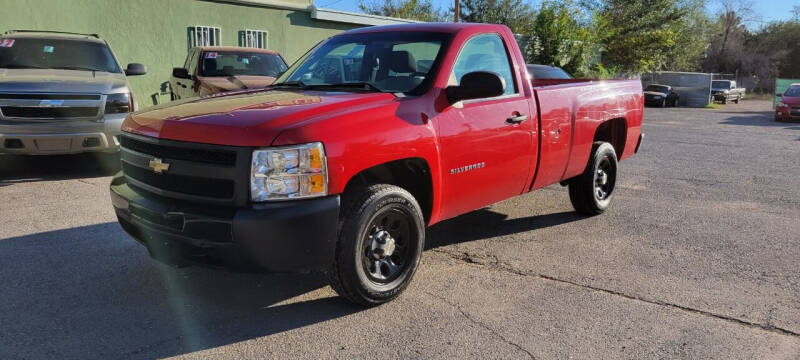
[240,29,268,49]
[190,26,221,48]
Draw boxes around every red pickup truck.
[110,23,643,306]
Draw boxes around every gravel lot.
[1,100,798,359]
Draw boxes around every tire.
[733,96,740,104]
[672,98,679,107]
[568,142,618,215]
[170,92,177,101]
[722,97,728,104]
[661,99,666,108]
[327,184,425,306]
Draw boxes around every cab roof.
[343,22,509,35]
[1,30,105,43]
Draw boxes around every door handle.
[506,114,528,124]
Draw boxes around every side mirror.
[445,71,505,103]
[125,63,147,76]
[172,67,191,79]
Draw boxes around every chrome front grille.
[0,93,102,120]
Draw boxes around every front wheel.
[327,184,425,306]
[568,142,618,215]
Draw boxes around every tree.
[459,0,536,34]
[359,0,447,22]
[522,1,600,76]
[793,6,800,21]
[709,0,757,72]
[594,0,708,73]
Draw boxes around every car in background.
[170,46,288,100]
[775,83,800,122]
[643,84,679,107]
[526,64,572,79]
[711,80,745,104]
[0,30,145,155]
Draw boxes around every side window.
[452,34,517,96]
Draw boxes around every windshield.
[275,32,450,94]
[200,51,287,77]
[712,81,732,89]
[645,85,669,93]
[528,65,572,79]
[0,37,120,73]
[783,86,800,97]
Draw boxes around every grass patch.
[705,103,721,109]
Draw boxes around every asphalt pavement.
[1,100,798,359]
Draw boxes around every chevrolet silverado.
[110,23,643,306]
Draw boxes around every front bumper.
[110,173,340,272]
[775,109,800,121]
[0,113,126,154]
[644,98,664,106]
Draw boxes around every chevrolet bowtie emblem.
[148,158,170,174]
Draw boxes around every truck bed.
[529,79,643,190]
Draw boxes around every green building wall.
[0,0,359,107]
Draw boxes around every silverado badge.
[148,158,170,174]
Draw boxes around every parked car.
[775,83,800,122]
[643,84,679,107]
[110,23,643,306]
[711,80,745,104]
[170,46,288,100]
[0,30,145,154]
[526,64,572,79]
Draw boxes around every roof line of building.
[212,0,417,26]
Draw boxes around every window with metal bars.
[239,29,268,49]
[189,26,221,49]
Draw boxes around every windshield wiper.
[1,64,49,69]
[304,82,384,92]
[271,80,307,88]
[53,66,104,72]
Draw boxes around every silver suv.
[0,30,146,155]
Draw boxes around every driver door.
[434,33,535,219]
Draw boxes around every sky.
[316,0,800,27]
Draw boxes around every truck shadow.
[0,153,120,184]
[426,208,587,250]
[0,208,586,358]
[0,222,358,359]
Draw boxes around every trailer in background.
[642,71,712,108]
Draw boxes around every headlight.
[105,93,132,114]
[723,90,730,94]
[251,142,327,201]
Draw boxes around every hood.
[198,75,277,92]
[0,68,128,94]
[781,96,800,106]
[644,91,667,96]
[123,89,396,146]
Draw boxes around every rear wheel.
[327,184,425,306]
[568,142,618,215]
[733,96,740,104]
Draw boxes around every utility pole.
[454,0,460,22]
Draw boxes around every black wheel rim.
[594,157,615,201]
[361,207,413,284]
